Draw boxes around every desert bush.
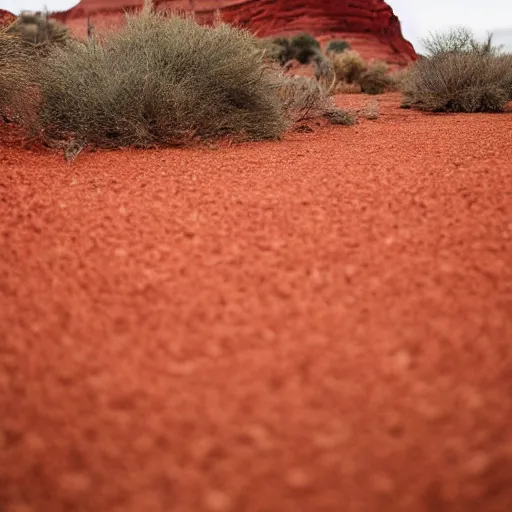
[359,99,380,120]
[322,107,356,126]
[403,50,512,112]
[496,53,512,100]
[334,82,361,94]
[6,11,69,47]
[331,50,366,84]
[359,61,393,95]
[312,52,335,90]
[257,36,294,65]
[32,9,293,148]
[389,67,411,91]
[326,39,351,54]
[278,75,334,121]
[290,32,321,64]
[421,26,502,57]
[0,30,39,122]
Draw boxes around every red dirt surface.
[1,93,512,512]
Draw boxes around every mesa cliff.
[48,1,417,64]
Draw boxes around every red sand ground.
[1,93,511,512]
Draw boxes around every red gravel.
[1,93,512,512]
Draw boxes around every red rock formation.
[0,9,16,28]
[54,0,416,64]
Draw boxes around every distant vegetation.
[326,39,351,54]
[6,10,69,46]
[260,34,397,96]
[402,27,512,112]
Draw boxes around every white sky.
[1,0,511,52]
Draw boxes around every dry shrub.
[389,67,411,91]
[420,26,502,57]
[278,75,333,121]
[290,32,321,64]
[6,11,69,47]
[359,62,393,95]
[0,30,40,123]
[403,51,512,112]
[256,36,294,65]
[331,50,366,84]
[33,9,289,148]
[360,99,380,120]
[326,39,351,54]
[322,107,356,126]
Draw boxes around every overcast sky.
[1,0,511,52]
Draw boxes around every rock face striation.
[53,0,416,64]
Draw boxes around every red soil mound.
[51,0,417,65]
[1,93,512,512]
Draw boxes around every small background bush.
[330,50,366,84]
[0,30,39,122]
[326,39,351,54]
[404,28,512,112]
[359,62,393,95]
[290,32,321,64]
[257,36,294,65]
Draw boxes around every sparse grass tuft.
[278,75,334,122]
[403,51,512,113]
[420,26,502,57]
[360,99,380,120]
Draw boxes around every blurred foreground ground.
[1,93,511,512]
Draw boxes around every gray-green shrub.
[404,29,512,112]
[359,62,392,95]
[32,9,290,148]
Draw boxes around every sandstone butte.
[46,0,417,65]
